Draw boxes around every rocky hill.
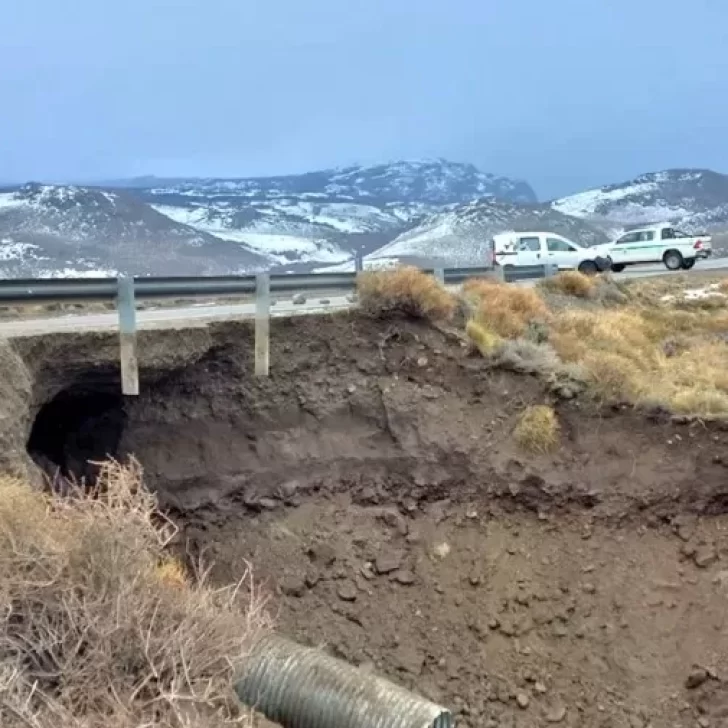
[552,168,728,234]
[0,183,268,277]
[4,162,728,277]
[132,159,537,268]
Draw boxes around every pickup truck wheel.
[578,260,598,275]
[611,263,626,273]
[681,258,696,270]
[663,250,684,271]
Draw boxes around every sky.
[1,0,728,199]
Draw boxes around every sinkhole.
[27,382,127,485]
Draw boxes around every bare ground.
[1,312,728,727]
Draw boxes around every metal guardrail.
[0,264,554,304]
[0,262,557,395]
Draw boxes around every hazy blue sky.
[1,0,727,198]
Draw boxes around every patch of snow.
[661,283,725,301]
[553,182,660,218]
[0,241,40,261]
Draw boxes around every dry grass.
[514,405,560,453]
[356,266,457,321]
[0,459,270,728]
[462,278,548,338]
[465,319,502,356]
[538,271,596,299]
[458,271,728,417]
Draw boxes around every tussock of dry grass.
[462,279,548,338]
[465,319,502,356]
[514,405,560,453]
[458,271,728,417]
[538,271,596,299]
[0,459,270,728]
[357,267,456,321]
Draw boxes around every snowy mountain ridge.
[2,163,728,277]
[552,168,728,233]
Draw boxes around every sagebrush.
[357,267,456,321]
[0,459,270,728]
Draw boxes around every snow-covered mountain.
[354,198,609,268]
[124,159,536,267]
[0,183,269,277]
[552,169,728,234]
[4,162,728,278]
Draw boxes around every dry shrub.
[0,459,270,728]
[514,405,560,453]
[719,278,728,294]
[539,271,596,299]
[462,279,548,338]
[465,319,501,355]
[579,351,644,403]
[357,267,456,321]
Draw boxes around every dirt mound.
[2,312,728,726]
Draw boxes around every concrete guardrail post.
[434,268,445,285]
[116,276,139,396]
[255,273,270,376]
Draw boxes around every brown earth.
[1,312,728,727]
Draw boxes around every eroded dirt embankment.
[1,313,728,727]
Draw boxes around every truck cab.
[489,232,612,275]
[607,225,712,271]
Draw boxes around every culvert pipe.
[234,634,453,728]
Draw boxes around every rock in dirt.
[280,576,306,597]
[292,293,307,305]
[544,703,567,723]
[375,551,404,574]
[393,570,416,585]
[686,667,710,689]
[694,545,719,569]
[336,581,358,602]
[308,542,337,567]
[516,692,530,709]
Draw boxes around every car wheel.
[681,258,696,270]
[611,263,626,273]
[663,250,684,271]
[578,260,598,275]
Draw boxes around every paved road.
[1,260,727,337]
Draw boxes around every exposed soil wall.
[1,313,728,726]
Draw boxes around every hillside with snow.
[361,198,608,268]
[4,162,728,278]
[0,184,269,277]
[552,169,728,233]
[127,159,536,267]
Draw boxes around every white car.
[489,232,613,275]
[606,224,712,272]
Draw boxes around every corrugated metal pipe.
[234,633,454,728]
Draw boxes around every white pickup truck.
[489,231,613,274]
[606,224,712,272]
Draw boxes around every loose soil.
[1,312,728,727]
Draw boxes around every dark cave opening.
[27,386,127,486]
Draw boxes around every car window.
[639,231,655,241]
[547,237,576,252]
[661,228,675,240]
[616,232,639,244]
[517,236,541,252]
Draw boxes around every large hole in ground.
[27,385,127,485]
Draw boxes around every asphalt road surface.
[1,260,727,337]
